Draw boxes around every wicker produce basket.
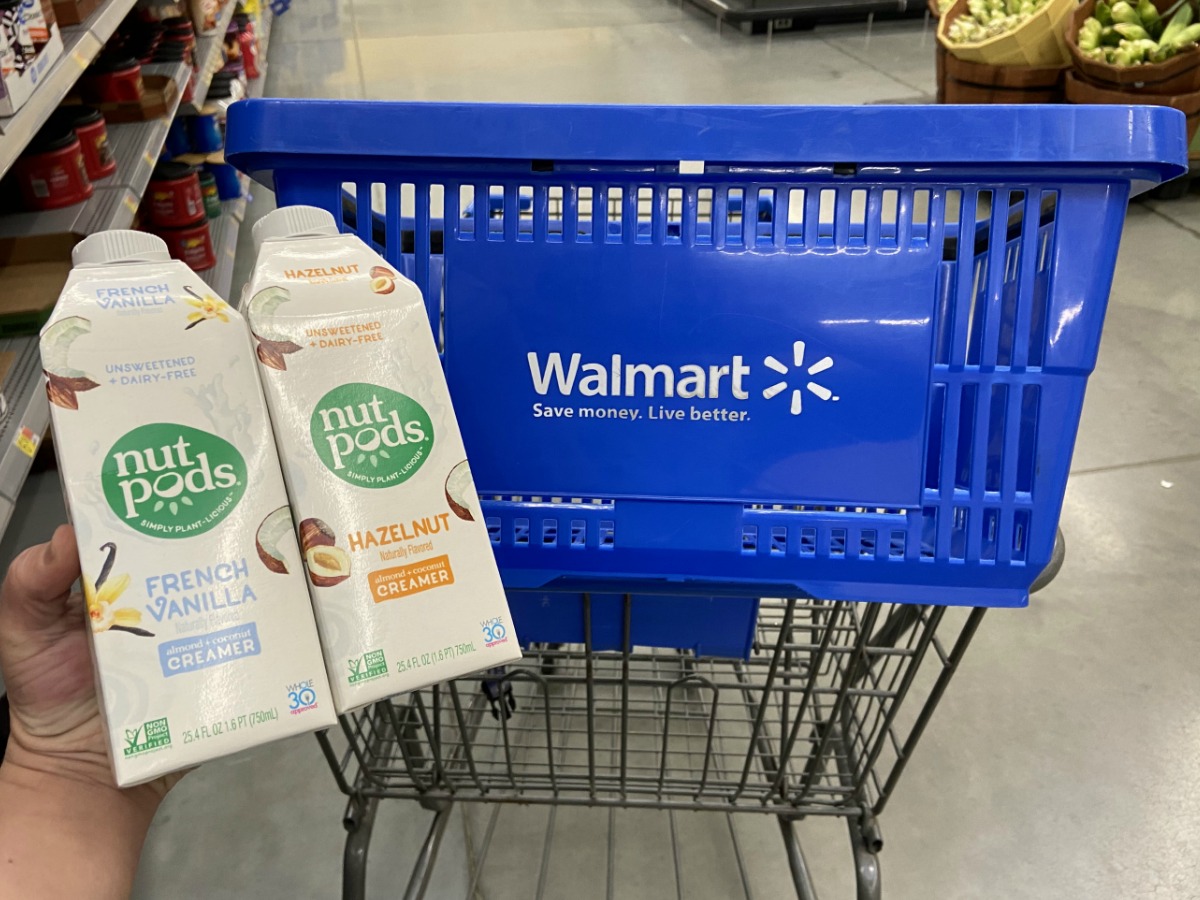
[1067,0,1200,93]
[938,0,1075,66]
[1065,69,1200,142]
[943,52,1066,101]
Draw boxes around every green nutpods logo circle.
[102,423,247,538]
[310,383,434,488]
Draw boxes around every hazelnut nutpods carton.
[40,231,334,788]
[245,205,520,713]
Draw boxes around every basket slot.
[984,384,1008,495]
[848,189,868,248]
[859,529,876,560]
[939,189,960,261]
[981,508,1000,561]
[955,383,978,493]
[572,186,590,243]
[725,187,744,247]
[1012,508,1030,562]
[517,185,534,243]
[950,507,968,561]
[880,190,899,248]
[1016,385,1039,495]
[741,525,757,554]
[911,188,931,246]
[458,185,475,240]
[816,188,836,245]
[570,520,586,549]
[786,189,804,246]
[920,508,937,560]
[666,187,683,245]
[771,526,787,557]
[955,189,985,366]
[965,189,993,367]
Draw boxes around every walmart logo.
[761,340,838,416]
[527,339,841,415]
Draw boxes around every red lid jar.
[147,161,204,228]
[13,124,94,211]
[155,220,216,271]
[82,56,144,104]
[54,106,116,180]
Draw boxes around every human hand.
[0,524,178,899]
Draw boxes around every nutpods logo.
[310,383,434,489]
[102,424,247,538]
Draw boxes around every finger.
[0,525,82,632]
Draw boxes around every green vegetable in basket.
[1114,21,1152,38]
[945,0,1051,43]
[1110,1,1141,24]
[1078,0,1200,65]
[1137,0,1162,29]
[1079,16,1104,48]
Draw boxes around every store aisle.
[92,0,1200,897]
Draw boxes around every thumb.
[0,525,82,632]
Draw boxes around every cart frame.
[316,532,1061,900]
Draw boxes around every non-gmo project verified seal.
[348,649,388,684]
[123,717,171,757]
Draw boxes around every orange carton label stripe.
[369,555,455,603]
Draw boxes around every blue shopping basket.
[227,101,1185,639]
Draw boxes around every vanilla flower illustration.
[184,286,231,330]
[86,542,153,637]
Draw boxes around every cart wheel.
[481,668,517,720]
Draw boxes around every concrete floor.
[4,0,1200,897]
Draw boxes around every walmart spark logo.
[762,341,838,416]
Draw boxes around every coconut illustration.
[42,316,100,410]
[444,460,476,522]
[255,506,295,574]
[247,286,303,371]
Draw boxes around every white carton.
[41,231,335,787]
[246,206,521,713]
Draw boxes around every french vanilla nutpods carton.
[40,231,335,787]
[245,205,520,713]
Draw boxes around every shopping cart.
[226,101,1185,898]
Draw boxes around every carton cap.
[72,231,171,267]
[253,205,340,252]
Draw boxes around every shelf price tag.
[14,426,38,458]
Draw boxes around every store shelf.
[247,5,273,99]
[179,0,238,116]
[0,0,139,178]
[197,193,245,298]
[0,336,50,542]
[0,62,189,240]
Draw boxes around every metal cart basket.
[226,101,1185,897]
[319,547,1061,900]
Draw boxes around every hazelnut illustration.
[369,276,395,295]
[305,544,350,588]
[299,517,337,553]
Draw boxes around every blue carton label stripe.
[158,623,262,678]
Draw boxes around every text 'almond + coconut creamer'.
[245,206,520,712]
[41,231,335,787]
